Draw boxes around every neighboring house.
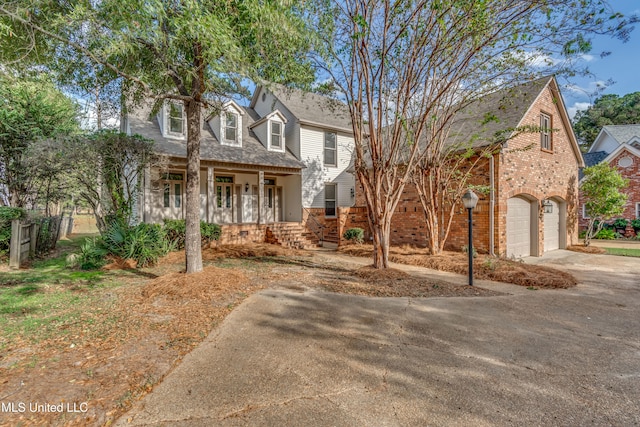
[579,124,640,230]
[122,85,357,246]
[383,76,583,257]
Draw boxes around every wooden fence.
[9,216,73,269]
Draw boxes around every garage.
[544,199,560,252]
[506,196,532,258]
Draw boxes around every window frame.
[636,202,640,219]
[540,112,553,152]
[161,171,184,209]
[324,183,337,217]
[269,120,284,151]
[222,112,240,146]
[324,132,337,167]
[166,102,185,137]
[582,204,590,220]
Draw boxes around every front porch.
[142,164,303,226]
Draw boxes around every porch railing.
[303,207,324,244]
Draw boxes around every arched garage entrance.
[506,196,537,258]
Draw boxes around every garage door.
[544,200,560,252]
[507,197,531,258]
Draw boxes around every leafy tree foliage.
[581,163,628,246]
[0,72,79,207]
[61,131,158,233]
[573,92,640,151]
[0,0,316,273]
[313,0,635,268]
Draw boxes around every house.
[579,124,640,230]
[122,85,358,246]
[380,76,583,257]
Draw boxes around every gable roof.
[600,124,640,145]
[448,77,552,149]
[448,76,584,167]
[127,104,304,170]
[252,85,353,133]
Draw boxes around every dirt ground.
[0,243,573,426]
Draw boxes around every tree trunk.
[370,212,391,269]
[185,99,203,273]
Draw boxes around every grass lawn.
[604,247,640,257]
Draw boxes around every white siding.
[592,133,621,153]
[252,121,268,148]
[208,116,221,141]
[299,125,355,209]
[253,89,300,158]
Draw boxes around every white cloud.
[567,102,592,120]
[563,80,608,96]
[580,54,595,62]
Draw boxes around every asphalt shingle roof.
[447,76,552,148]
[268,85,352,132]
[128,105,304,170]
[582,151,608,167]
[602,124,640,144]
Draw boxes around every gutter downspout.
[489,154,495,256]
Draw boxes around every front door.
[216,183,233,223]
[264,185,276,223]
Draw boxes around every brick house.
[123,85,357,247]
[382,76,583,257]
[579,125,640,232]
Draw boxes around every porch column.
[143,165,151,223]
[258,171,265,225]
[207,166,214,223]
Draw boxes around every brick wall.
[495,85,580,256]
[579,149,640,231]
[373,82,580,255]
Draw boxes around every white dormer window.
[268,120,285,152]
[225,112,238,142]
[167,102,185,137]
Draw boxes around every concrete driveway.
[117,251,640,426]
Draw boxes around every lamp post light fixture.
[461,189,479,286]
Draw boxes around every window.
[270,121,282,149]
[161,172,184,208]
[325,184,337,217]
[582,204,590,219]
[224,112,238,143]
[636,202,640,219]
[174,183,181,208]
[324,132,337,166]
[540,113,552,152]
[168,103,184,135]
[163,184,170,208]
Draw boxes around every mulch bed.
[339,244,577,289]
[567,245,607,254]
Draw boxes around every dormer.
[210,101,244,147]
[249,110,288,153]
[158,101,186,140]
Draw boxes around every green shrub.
[343,227,364,244]
[163,219,221,249]
[613,218,628,229]
[594,228,617,240]
[201,221,222,245]
[0,207,27,254]
[631,219,640,230]
[163,219,186,249]
[102,221,170,267]
[78,237,108,270]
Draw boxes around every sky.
[560,1,640,119]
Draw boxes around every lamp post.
[462,189,479,286]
